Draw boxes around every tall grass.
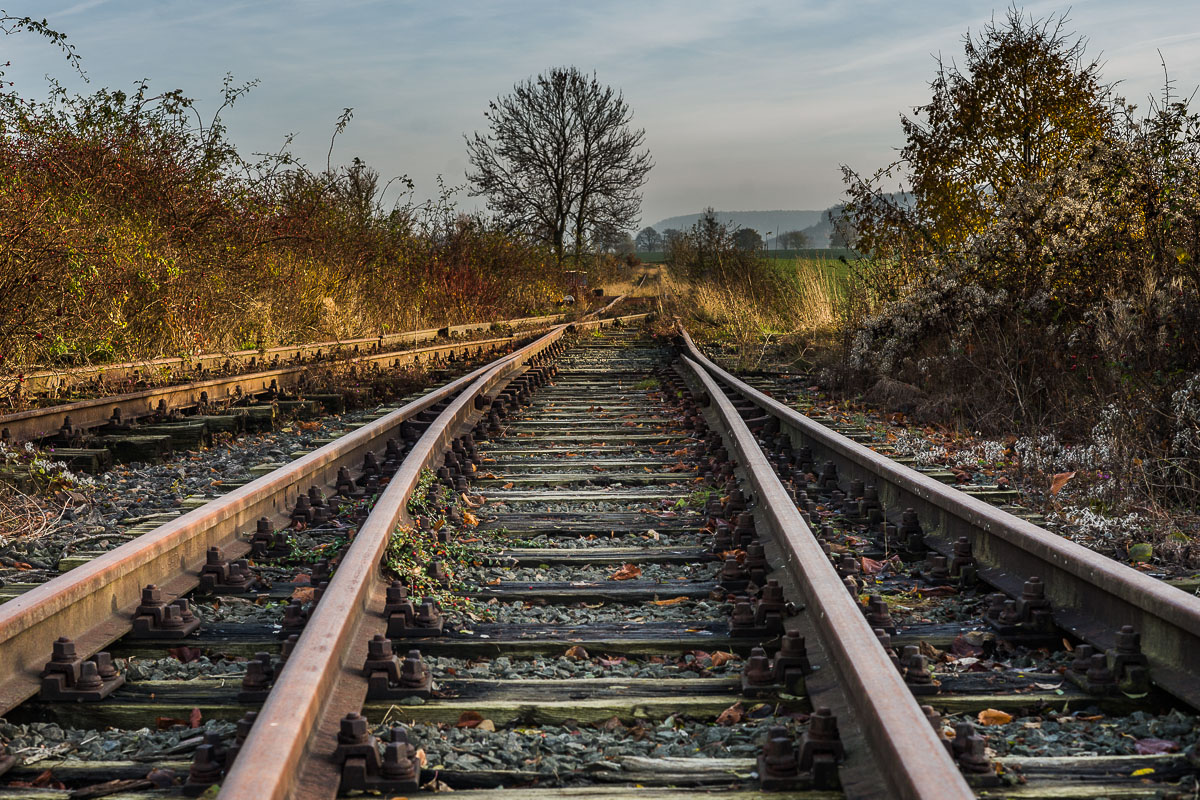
[667,257,841,369]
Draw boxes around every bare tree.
[635,226,662,252]
[776,229,809,249]
[466,67,652,265]
[567,71,653,260]
[465,70,577,262]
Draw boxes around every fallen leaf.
[1049,471,1076,495]
[716,701,745,726]
[650,596,689,606]
[463,510,479,527]
[609,563,642,581]
[711,651,740,667]
[919,641,946,662]
[1131,767,1155,777]
[477,719,496,732]
[914,585,959,597]
[1128,542,1153,563]
[455,711,484,728]
[977,709,1013,726]
[168,646,202,663]
[565,645,589,660]
[414,747,428,767]
[861,556,885,575]
[189,707,203,728]
[599,715,626,731]
[291,587,315,603]
[31,770,58,787]
[950,635,983,658]
[502,482,514,490]
[146,768,178,788]
[156,716,191,730]
[1134,738,1179,755]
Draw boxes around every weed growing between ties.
[384,468,500,622]
[675,486,717,511]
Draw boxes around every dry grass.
[0,487,63,546]
[603,264,668,298]
[662,260,841,369]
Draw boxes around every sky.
[3,0,1199,227]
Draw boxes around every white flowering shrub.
[0,441,97,492]
[1171,374,1200,461]
[889,432,948,467]
[833,68,1200,512]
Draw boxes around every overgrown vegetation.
[665,209,842,369]
[385,468,496,621]
[0,22,575,398]
[835,8,1200,506]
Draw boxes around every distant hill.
[644,197,907,250]
[651,210,825,237]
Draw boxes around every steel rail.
[680,355,974,800]
[0,337,536,715]
[680,326,1200,709]
[0,335,519,445]
[13,312,573,396]
[218,315,638,799]
[4,296,630,442]
[15,291,627,397]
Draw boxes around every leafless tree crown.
[466,67,653,264]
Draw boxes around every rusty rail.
[0,336,521,445]
[3,295,632,443]
[14,292,628,397]
[680,326,1200,710]
[12,313,573,396]
[679,354,974,800]
[218,314,641,799]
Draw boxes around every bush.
[838,90,1200,505]
[0,77,569,397]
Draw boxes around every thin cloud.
[3,0,1198,224]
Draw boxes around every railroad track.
[0,299,627,470]
[0,318,1196,799]
[9,311,587,398]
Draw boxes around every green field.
[636,247,860,264]
[789,256,852,284]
